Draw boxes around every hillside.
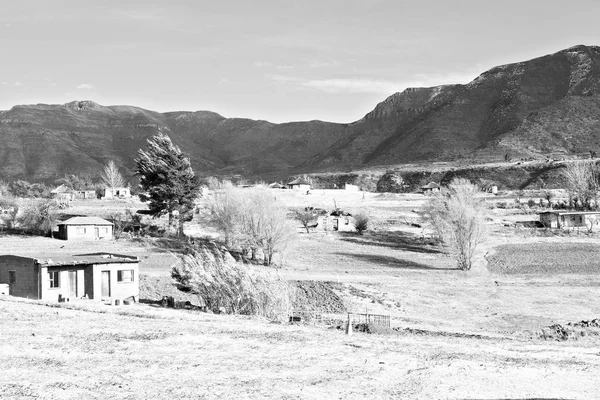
[1,45,600,182]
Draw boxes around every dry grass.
[2,297,600,399]
[2,190,600,397]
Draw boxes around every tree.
[55,174,91,190]
[423,178,487,271]
[562,161,599,209]
[101,160,125,190]
[202,185,295,265]
[16,200,57,236]
[293,208,317,233]
[9,180,51,198]
[135,132,201,236]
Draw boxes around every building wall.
[39,266,86,301]
[102,187,131,199]
[60,224,113,241]
[291,184,311,191]
[0,256,39,299]
[91,262,139,301]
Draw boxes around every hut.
[57,217,114,241]
[539,211,600,229]
[0,252,139,302]
[287,178,311,191]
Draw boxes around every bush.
[354,212,369,235]
[423,178,487,271]
[16,200,57,236]
[172,246,294,322]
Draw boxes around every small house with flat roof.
[57,217,114,241]
[539,211,600,229]
[0,252,139,302]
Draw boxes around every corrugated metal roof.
[0,253,139,267]
[57,216,113,226]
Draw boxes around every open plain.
[2,189,600,399]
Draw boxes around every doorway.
[68,271,77,298]
[101,271,110,299]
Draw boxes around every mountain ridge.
[1,44,600,183]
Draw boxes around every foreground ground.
[1,297,600,399]
[1,190,600,398]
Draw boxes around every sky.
[1,0,600,123]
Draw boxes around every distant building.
[50,184,75,201]
[316,211,357,232]
[539,211,600,229]
[268,182,286,189]
[286,178,311,191]
[57,217,114,241]
[420,182,441,194]
[100,187,131,199]
[0,253,139,302]
[73,190,97,200]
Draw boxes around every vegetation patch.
[487,243,600,274]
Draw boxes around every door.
[101,271,110,299]
[68,271,77,298]
[333,218,339,231]
[8,271,15,295]
[95,227,100,240]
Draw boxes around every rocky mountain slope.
[1,45,599,183]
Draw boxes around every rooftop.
[0,253,139,267]
[539,211,600,216]
[57,216,113,226]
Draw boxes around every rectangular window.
[9,270,16,284]
[76,227,86,234]
[49,271,60,288]
[117,270,134,283]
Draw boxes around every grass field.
[2,189,600,398]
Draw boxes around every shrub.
[172,246,294,322]
[423,178,487,271]
[527,199,537,208]
[354,212,369,235]
[16,200,57,236]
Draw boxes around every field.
[1,189,600,398]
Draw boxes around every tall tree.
[135,132,200,236]
[101,160,125,190]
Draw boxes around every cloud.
[13,81,22,86]
[1,82,7,85]
[76,83,93,90]
[253,61,295,70]
[268,70,481,94]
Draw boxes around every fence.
[348,312,391,328]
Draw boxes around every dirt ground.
[2,189,600,398]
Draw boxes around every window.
[49,271,60,288]
[345,218,350,225]
[117,269,134,283]
[9,270,16,284]
[76,227,86,234]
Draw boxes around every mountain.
[1,45,600,183]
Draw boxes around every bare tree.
[101,160,125,190]
[562,161,599,209]
[423,178,487,271]
[202,185,295,265]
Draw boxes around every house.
[539,211,600,229]
[0,252,139,302]
[100,187,131,199]
[345,183,360,191]
[316,211,356,232]
[420,182,441,194]
[57,217,114,241]
[268,182,286,189]
[50,184,75,201]
[287,178,311,191]
[73,190,97,200]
